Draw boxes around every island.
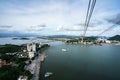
[12,37,30,40]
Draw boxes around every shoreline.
[31,54,46,80]
[25,54,46,80]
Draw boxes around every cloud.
[96,13,120,36]
[0,0,120,36]
[0,29,8,32]
[76,20,103,27]
[0,25,12,28]
[0,28,22,34]
[106,13,120,25]
[26,24,48,33]
[56,23,101,32]
[37,24,47,27]
[0,25,13,33]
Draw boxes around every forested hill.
[108,35,120,41]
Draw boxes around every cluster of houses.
[18,43,43,80]
[0,43,40,67]
[96,38,111,44]
[96,38,120,44]
[0,42,43,80]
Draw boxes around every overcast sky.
[0,0,120,36]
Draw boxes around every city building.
[96,38,106,42]
[39,42,42,48]
[27,43,36,52]
[28,51,34,59]
[27,44,32,52]
[18,75,28,80]
[105,40,111,44]
[27,43,37,59]
[96,38,111,43]
[32,43,36,52]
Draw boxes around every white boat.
[62,49,67,52]
[45,72,53,78]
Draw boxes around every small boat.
[45,72,53,78]
[62,49,67,52]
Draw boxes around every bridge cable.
[97,24,117,36]
[83,0,96,36]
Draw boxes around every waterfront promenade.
[25,54,46,80]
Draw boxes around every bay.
[41,41,120,80]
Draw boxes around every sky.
[0,0,120,36]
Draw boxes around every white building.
[105,40,111,44]
[32,43,36,52]
[96,38,111,43]
[27,43,36,52]
[28,52,34,59]
[96,38,106,42]
[39,42,42,48]
[18,76,28,80]
[27,44,32,52]
[27,43,37,59]
[23,49,27,52]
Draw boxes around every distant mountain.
[108,35,120,41]
[0,32,38,37]
[40,35,101,39]
[1,32,118,40]
[40,35,80,39]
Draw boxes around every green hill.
[108,35,120,41]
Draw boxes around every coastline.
[30,54,46,80]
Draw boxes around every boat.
[44,72,53,78]
[62,49,67,52]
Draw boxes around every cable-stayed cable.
[84,0,96,35]
[84,0,91,29]
[97,24,117,36]
[83,0,96,36]
[83,0,91,37]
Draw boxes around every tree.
[0,65,21,80]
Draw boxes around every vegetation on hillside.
[0,44,33,80]
[66,37,97,43]
[0,44,21,54]
[108,35,120,41]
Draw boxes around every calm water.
[41,41,120,80]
